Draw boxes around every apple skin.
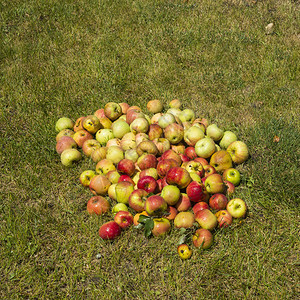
[224,180,235,195]
[195,137,216,158]
[56,129,75,142]
[128,189,148,212]
[89,175,111,196]
[118,102,130,114]
[82,139,101,157]
[192,202,210,214]
[194,157,209,166]
[184,147,198,160]
[219,131,238,149]
[204,173,225,194]
[148,124,163,140]
[210,150,233,173]
[60,148,82,167]
[161,149,182,166]
[177,244,192,260]
[160,185,181,206]
[106,170,121,184]
[175,193,191,211]
[166,167,192,189]
[115,181,134,204]
[147,99,164,113]
[215,210,233,227]
[139,168,158,180]
[126,109,145,125]
[96,159,116,175]
[111,119,131,139]
[158,113,176,129]
[87,196,110,215]
[114,211,134,229]
[79,170,96,187]
[137,176,158,194]
[195,209,218,231]
[55,117,74,132]
[73,116,85,132]
[118,174,135,185]
[117,159,136,177]
[83,115,101,134]
[152,138,171,155]
[185,160,204,178]
[130,117,149,134]
[174,211,195,228]
[169,99,181,109]
[227,141,249,164]
[206,124,224,141]
[137,154,157,170]
[209,193,228,210]
[192,228,213,249]
[171,142,186,155]
[179,108,195,123]
[157,159,179,178]
[152,218,171,236]
[56,136,77,154]
[144,195,168,216]
[106,146,124,165]
[112,203,129,215]
[186,181,207,203]
[203,164,217,177]
[164,123,184,144]
[91,147,107,163]
[184,126,205,146]
[99,221,122,240]
[222,168,241,186]
[166,206,178,220]
[226,198,247,218]
[125,149,139,163]
[95,129,114,146]
[73,130,93,147]
[104,102,122,121]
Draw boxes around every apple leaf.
[177,235,186,245]
[138,215,150,224]
[144,218,154,238]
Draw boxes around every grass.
[0,0,299,298]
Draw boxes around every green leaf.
[144,218,154,238]
[178,235,186,245]
[138,215,150,224]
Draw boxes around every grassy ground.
[1,0,299,298]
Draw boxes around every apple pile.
[55,99,249,258]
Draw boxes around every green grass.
[1,0,299,298]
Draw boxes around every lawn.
[0,0,299,298]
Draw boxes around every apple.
[161,185,181,206]
[115,181,134,204]
[89,174,111,196]
[192,202,210,214]
[209,150,233,173]
[144,195,168,216]
[118,174,135,185]
[56,129,75,141]
[148,124,163,140]
[106,138,121,148]
[164,123,184,144]
[128,105,142,112]
[161,149,182,166]
[95,129,114,146]
[227,198,247,218]
[215,210,233,227]
[112,203,129,215]
[153,138,171,155]
[60,148,82,167]
[73,116,85,132]
[119,132,136,151]
[99,221,121,240]
[224,180,235,195]
[184,147,197,160]
[79,170,96,187]
[126,109,145,125]
[195,209,217,230]
[169,99,181,109]
[108,183,117,200]
[94,108,106,119]
[83,115,101,134]
[119,102,130,114]
[180,154,190,163]
[205,173,225,194]
[175,193,191,211]
[158,113,176,129]
[125,149,139,162]
[87,196,110,215]
[192,228,213,249]
[189,172,201,182]
[55,117,74,132]
[130,117,149,134]
[136,140,158,156]
[128,189,148,212]
[157,159,179,178]
[227,141,249,164]
[104,102,122,120]
[73,129,93,147]
[185,160,204,177]
[56,136,77,154]
[206,124,224,141]
[195,137,216,158]
[114,211,134,229]
[166,206,178,220]
[152,218,171,236]
[184,126,205,146]
[194,157,209,166]
[106,146,124,164]
[171,143,186,154]
[91,147,108,163]
[209,193,228,210]
[117,159,135,177]
[106,170,121,184]
[203,164,216,177]
[147,99,163,113]
[167,108,182,118]
[137,176,158,194]
[140,168,158,180]
[178,108,195,123]
[219,131,238,149]
[82,139,101,157]
[174,211,195,228]
[137,154,157,170]
[96,159,116,175]
[223,168,241,186]
[177,244,192,260]
[111,119,131,139]
[186,181,207,203]
[135,133,149,146]
[150,113,163,124]
[166,167,192,189]
[98,116,113,129]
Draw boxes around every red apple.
[99,221,121,240]
[166,167,192,189]
[89,175,111,196]
[144,195,168,216]
[87,196,110,215]
[73,129,93,147]
[192,202,210,214]
[205,173,225,194]
[203,164,216,177]
[175,193,191,211]
[166,206,178,220]
[148,124,163,140]
[117,159,135,177]
[152,218,171,236]
[209,194,228,210]
[137,154,157,170]
[192,228,213,249]
[194,157,209,166]
[73,116,85,132]
[118,174,135,185]
[128,189,148,212]
[157,159,179,178]
[224,180,235,195]
[184,147,197,160]
[215,210,233,227]
[137,176,158,194]
[161,149,182,165]
[114,211,134,229]
[195,209,218,230]
[56,136,77,154]
[186,181,207,203]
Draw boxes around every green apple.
[112,203,129,215]
[111,119,130,139]
[60,148,82,167]
[95,129,114,146]
[206,124,224,141]
[227,141,249,164]
[222,168,241,186]
[219,131,238,149]
[184,126,205,146]
[227,198,247,218]
[195,137,216,158]
[115,181,134,204]
[158,113,176,129]
[106,146,124,165]
[55,117,74,132]
[178,109,195,123]
[161,185,181,206]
